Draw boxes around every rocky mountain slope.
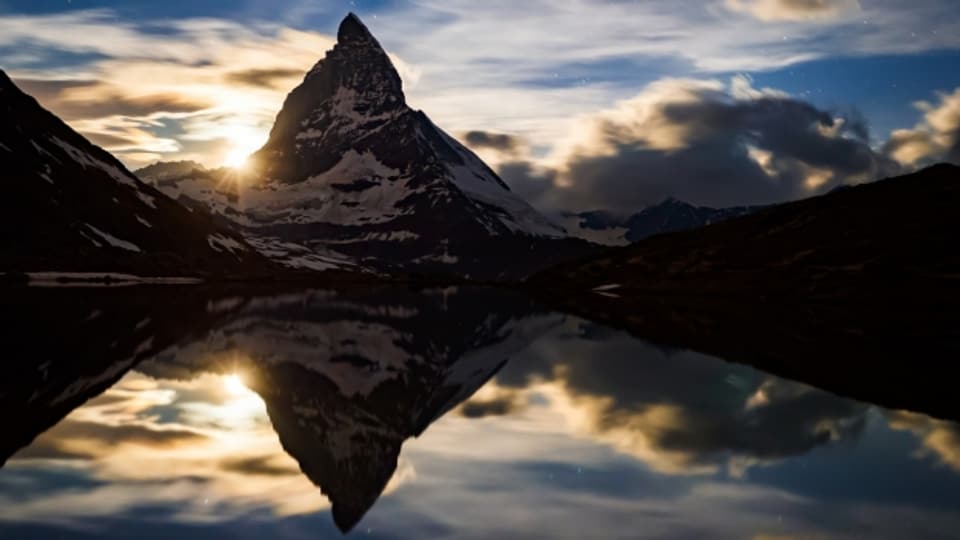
[0,71,273,279]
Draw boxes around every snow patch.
[248,150,408,226]
[244,235,362,272]
[79,229,102,248]
[593,283,622,298]
[593,284,622,291]
[50,137,138,188]
[39,164,55,185]
[134,337,155,357]
[85,224,142,253]
[296,129,324,140]
[208,233,247,256]
[556,215,630,246]
[135,215,152,228]
[137,191,157,209]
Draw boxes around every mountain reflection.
[138,287,558,531]
[2,286,960,538]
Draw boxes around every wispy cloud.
[1,10,337,167]
[725,0,862,22]
[0,2,957,194]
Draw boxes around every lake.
[2,286,959,539]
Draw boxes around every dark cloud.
[506,78,898,212]
[459,393,523,418]
[85,132,143,148]
[11,419,208,462]
[13,78,99,102]
[226,68,304,89]
[220,455,299,477]
[11,77,211,120]
[463,130,523,153]
[498,160,557,203]
[55,92,212,120]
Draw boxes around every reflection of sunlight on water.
[1,370,331,523]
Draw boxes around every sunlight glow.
[222,132,266,170]
[223,373,249,396]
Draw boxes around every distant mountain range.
[557,199,760,246]
[536,163,960,304]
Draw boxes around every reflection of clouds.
[460,322,870,475]
[391,407,960,540]
[1,371,337,523]
[887,411,960,471]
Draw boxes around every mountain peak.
[338,12,378,46]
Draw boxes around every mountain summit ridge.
[143,13,592,279]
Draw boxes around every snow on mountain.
[139,13,593,279]
[561,199,761,246]
[0,70,274,278]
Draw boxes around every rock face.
[142,13,596,279]
[559,199,759,246]
[0,71,272,278]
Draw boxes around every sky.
[1,0,959,212]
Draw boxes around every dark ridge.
[338,12,379,45]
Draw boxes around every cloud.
[13,78,99,102]
[459,387,525,418]
[462,131,524,153]
[883,88,960,166]
[226,68,305,89]
[23,82,213,120]
[725,0,861,22]
[0,10,337,168]
[16,418,208,462]
[220,455,300,477]
[886,411,960,471]
[500,76,897,211]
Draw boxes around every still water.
[2,287,959,539]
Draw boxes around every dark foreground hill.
[533,164,960,419]
[0,70,275,279]
[536,163,960,304]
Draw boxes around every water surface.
[2,287,959,539]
